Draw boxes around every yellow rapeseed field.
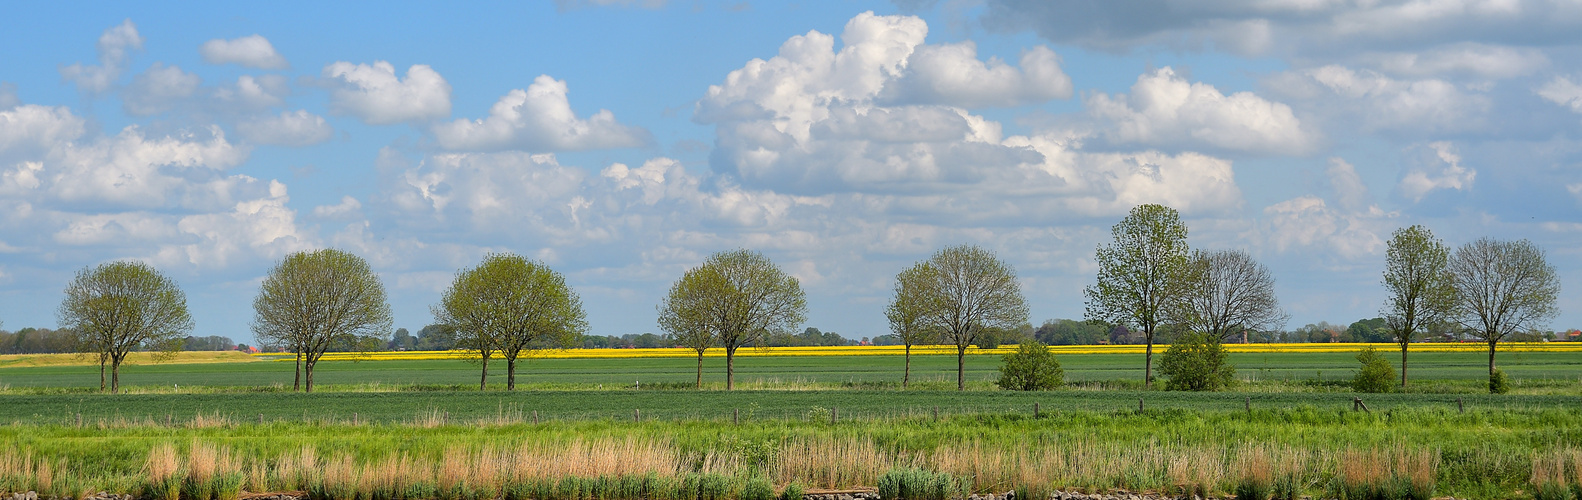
[253,342,1582,362]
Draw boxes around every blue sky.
[2,0,1581,342]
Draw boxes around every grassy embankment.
[4,405,1582,500]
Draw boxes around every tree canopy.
[1183,249,1288,342]
[1381,225,1456,387]
[58,260,193,393]
[252,249,392,393]
[435,253,587,390]
[1085,204,1193,388]
[657,249,807,390]
[1448,237,1560,383]
[909,245,1029,391]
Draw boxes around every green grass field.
[4,350,1582,499]
[4,349,1580,390]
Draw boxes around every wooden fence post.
[1034,403,1040,418]
[1138,398,1144,413]
[635,409,640,422]
[533,410,539,425]
[1458,398,1464,413]
[734,408,739,425]
[933,406,939,422]
[831,407,837,425]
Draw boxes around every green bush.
[994,341,1064,391]
[1489,368,1509,394]
[1352,347,1396,393]
[1158,332,1234,391]
[1534,481,1575,500]
[778,482,805,500]
[876,468,961,500]
[1270,475,1299,500]
[1234,476,1270,500]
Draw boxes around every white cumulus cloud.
[122,63,201,116]
[1087,67,1313,154]
[59,19,143,94]
[237,110,334,147]
[1265,65,1490,136]
[1397,141,1476,202]
[199,35,288,69]
[433,75,650,151]
[877,43,1072,108]
[1538,76,1582,114]
[323,61,451,125]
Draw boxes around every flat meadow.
[4,344,1582,500]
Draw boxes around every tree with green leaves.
[1381,225,1456,388]
[1158,331,1234,391]
[1084,204,1194,388]
[1448,237,1560,386]
[995,340,1064,391]
[658,249,806,390]
[657,266,719,389]
[252,249,392,393]
[911,245,1029,391]
[1183,249,1288,342]
[435,253,587,391]
[886,262,940,389]
[58,261,193,394]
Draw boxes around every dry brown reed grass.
[271,445,319,491]
[508,438,684,480]
[186,440,238,486]
[144,444,181,482]
[408,408,449,428]
[774,437,893,489]
[1533,450,1569,487]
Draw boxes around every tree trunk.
[956,344,966,391]
[506,357,517,391]
[305,359,315,393]
[1144,337,1154,389]
[1399,342,1409,387]
[903,343,911,389]
[1488,339,1497,378]
[479,355,489,391]
[110,358,121,394]
[695,351,704,389]
[293,351,302,392]
[726,347,736,391]
[99,355,107,393]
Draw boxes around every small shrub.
[1158,332,1234,391]
[740,476,775,500]
[1234,478,1270,500]
[1269,475,1299,500]
[995,341,1064,391]
[779,482,806,500]
[877,468,958,500]
[1351,347,1395,393]
[1489,368,1510,394]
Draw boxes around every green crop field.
[5,349,1582,391]
[5,349,1582,500]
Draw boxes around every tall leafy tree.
[885,262,940,389]
[435,253,587,391]
[913,245,1029,391]
[252,249,392,393]
[1084,204,1194,388]
[58,261,193,394]
[1448,237,1560,383]
[658,268,720,389]
[657,249,807,390]
[1183,249,1288,342]
[1380,225,1455,388]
